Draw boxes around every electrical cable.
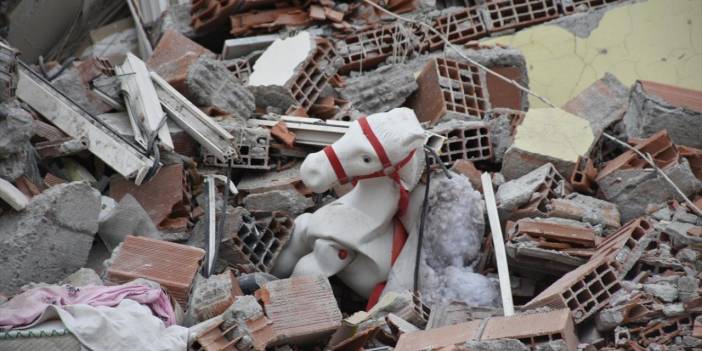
[413,146,456,294]
[413,148,432,294]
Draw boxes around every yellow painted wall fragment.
[484,0,702,107]
[513,108,594,162]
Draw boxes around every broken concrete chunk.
[495,163,565,213]
[184,56,255,119]
[486,108,524,163]
[458,339,529,351]
[223,294,263,324]
[597,159,702,222]
[643,283,678,303]
[0,181,100,294]
[594,305,625,332]
[190,204,246,244]
[502,108,595,180]
[60,268,103,287]
[51,60,113,116]
[662,303,686,317]
[0,101,33,181]
[0,41,19,102]
[340,63,417,115]
[109,163,191,232]
[156,2,195,39]
[0,101,32,156]
[98,194,161,251]
[242,187,313,216]
[563,73,629,136]
[190,270,243,323]
[677,275,699,302]
[237,163,303,194]
[623,80,702,148]
[549,193,621,230]
[221,294,274,350]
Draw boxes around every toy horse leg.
[292,238,355,277]
[271,213,313,277]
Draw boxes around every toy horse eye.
[362,155,372,163]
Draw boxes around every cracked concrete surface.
[483,0,702,107]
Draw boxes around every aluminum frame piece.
[17,64,155,185]
[116,53,173,150]
[249,116,349,147]
[150,71,237,162]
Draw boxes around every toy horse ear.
[400,128,426,150]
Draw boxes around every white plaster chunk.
[247,31,314,87]
[513,108,594,163]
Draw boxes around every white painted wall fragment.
[513,108,594,163]
[0,178,29,211]
[247,31,314,87]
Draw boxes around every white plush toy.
[272,107,497,308]
[271,108,426,303]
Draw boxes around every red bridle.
[322,116,415,216]
[322,116,416,309]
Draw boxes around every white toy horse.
[271,108,427,303]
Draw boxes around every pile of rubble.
[0,0,700,350]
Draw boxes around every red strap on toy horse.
[322,117,415,216]
[322,116,414,310]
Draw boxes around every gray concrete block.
[340,63,418,115]
[623,80,702,148]
[185,56,255,120]
[0,101,33,181]
[242,188,313,216]
[563,73,629,136]
[0,181,100,294]
[597,159,702,222]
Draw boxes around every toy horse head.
[301,108,426,193]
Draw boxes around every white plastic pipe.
[481,172,514,317]
[206,175,216,275]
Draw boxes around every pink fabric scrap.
[0,283,177,330]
